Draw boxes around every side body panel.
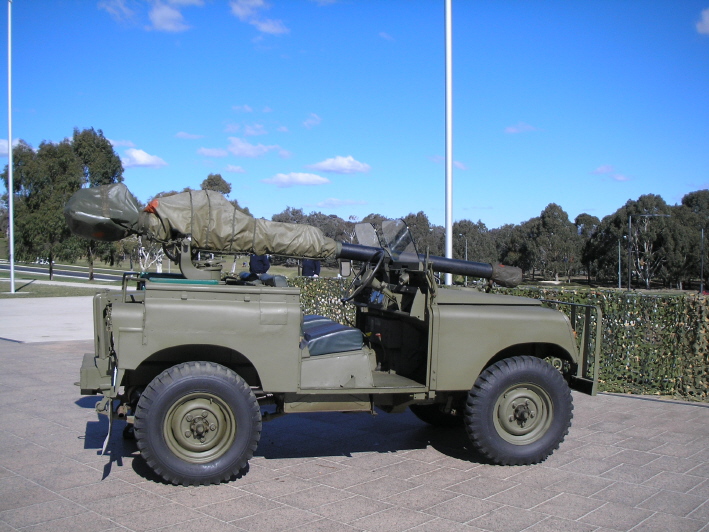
[112,283,302,392]
[431,300,579,391]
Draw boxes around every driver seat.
[300,315,363,356]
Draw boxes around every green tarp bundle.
[65,183,338,259]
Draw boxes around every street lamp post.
[701,227,705,294]
[618,239,621,289]
[458,233,468,286]
[627,213,670,291]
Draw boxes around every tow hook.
[96,396,111,416]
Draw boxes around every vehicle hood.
[434,288,541,306]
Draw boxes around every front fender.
[431,301,579,392]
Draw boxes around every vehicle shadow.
[253,408,490,465]
[80,406,489,484]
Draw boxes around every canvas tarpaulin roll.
[63,183,141,242]
[65,183,338,259]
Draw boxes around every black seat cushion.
[302,314,333,332]
[303,321,363,356]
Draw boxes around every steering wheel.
[342,250,386,303]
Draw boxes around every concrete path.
[0,299,708,531]
[0,296,96,343]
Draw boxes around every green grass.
[0,279,109,298]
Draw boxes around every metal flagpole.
[7,0,14,294]
[444,0,453,285]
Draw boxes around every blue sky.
[1,0,708,230]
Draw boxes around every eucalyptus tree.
[2,140,84,279]
[403,211,443,256]
[490,220,538,277]
[589,195,671,289]
[201,173,231,196]
[534,203,580,282]
[72,128,125,280]
[453,219,496,264]
[360,213,390,233]
[271,206,307,225]
[575,213,600,283]
[664,190,709,288]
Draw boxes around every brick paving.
[1,300,709,531]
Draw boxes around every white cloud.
[108,138,136,148]
[224,123,241,133]
[198,147,228,157]
[122,148,168,168]
[504,122,539,134]
[169,0,204,6]
[591,164,630,182]
[276,125,289,133]
[176,131,203,139]
[317,198,367,208]
[230,0,289,35]
[233,104,253,112]
[262,172,330,188]
[101,0,203,30]
[230,0,266,20]
[244,124,267,136]
[98,0,134,23]
[0,139,20,157]
[379,32,394,41]
[227,137,281,157]
[303,113,322,129]
[429,155,468,169]
[592,165,615,175]
[697,8,709,34]
[250,18,289,35]
[307,155,371,174]
[225,164,246,173]
[148,3,190,32]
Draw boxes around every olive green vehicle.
[67,184,599,486]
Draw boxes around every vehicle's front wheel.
[134,361,261,485]
[464,356,572,465]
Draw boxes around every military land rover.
[66,184,599,486]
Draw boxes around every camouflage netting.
[290,277,355,325]
[492,287,709,401]
[294,279,709,401]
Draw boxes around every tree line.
[3,128,709,289]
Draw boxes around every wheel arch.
[123,344,263,393]
[485,342,577,375]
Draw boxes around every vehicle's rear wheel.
[410,403,464,427]
[134,361,261,485]
[464,356,572,465]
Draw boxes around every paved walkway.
[0,298,708,531]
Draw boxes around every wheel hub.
[494,384,552,445]
[164,394,237,462]
[511,400,535,425]
[183,410,218,442]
